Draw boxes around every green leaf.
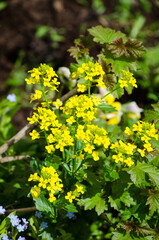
[128,163,159,188]
[35,194,54,215]
[120,191,135,207]
[39,231,53,240]
[112,231,133,240]
[79,193,107,215]
[88,26,126,44]
[103,57,137,77]
[63,203,78,213]
[97,103,116,113]
[0,2,7,11]
[146,190,159,215]
[108,196,121,210]
[0,216,11,234]
[144,102,159,124]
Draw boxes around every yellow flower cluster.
[28,166,63,203]
[46,125,74,153]
[25,64,60,102]
[110,140,137,167]
[125,121,158,157]
[65,184,84,203]
[119,70,137,89]
[27,106,74,153]
[62,95,100,123]
[72,61,106,92]
[76,124,110,161]
[27,107,61,131]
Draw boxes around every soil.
[0,0,159,130]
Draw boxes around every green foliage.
[0,25,159,240]
[0,1,7,11]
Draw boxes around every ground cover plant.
[0,25,159,240]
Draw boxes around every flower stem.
[101,86,120,100]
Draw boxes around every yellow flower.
[53,99,63,109]
[124,127,133,136]
[137,148,145,157]
[65,191,76,203]
[124,157,134,167]
[77,83,87,92]
[45,144,55,154]
[29,129,40,140]
[76,184,84,194]
[119,70,137,89]
[66,116,76,125]
[31,186,41,200]
[92,151,99,161]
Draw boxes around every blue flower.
[35,211,43,218]
[17,237,25,240]
[0,206,6,214]
[17,224,25,232]
[66,212,75,219]
[22,218,28,225]
[2,235,9,240]
[9,215,19,227]
[7,94,16,102]
[40,221,48,229]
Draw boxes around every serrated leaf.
[88,26,126,44]
[68,36,91,60]
[112,231,133,240]
[144,108,159,124]
[120,191,135,207]
[108,196,121,210]
[99,52,137,79]
[146,190,159,215]
[108,38,146,58]
[135,225,155,237]
[128,163,159,188]
[79,193,107,215]
[63,203,78,213]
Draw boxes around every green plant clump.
[0,25,159,240]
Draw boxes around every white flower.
[58,67,71,79]
[125,101,143,114]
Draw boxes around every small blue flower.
[66,211,75,219]
[22,218,29,225]
[17,224,25,232]
[17,237,25,240]
[35,211,43,218]
[7,94,16,102]
[9,215,20,227]
[2,235,9,240]
[0,206,6,214]
[40,221,48,229]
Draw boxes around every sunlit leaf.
[88,25,126,44]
